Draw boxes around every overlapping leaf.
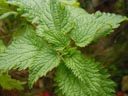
[38,30,70,50]
[55,64,90,96]
[71,14,112,47]
[56,63,115,96]
[0,33,61,86]
[9,0,74,50]
[63,51,115,96]
[29,47,60,87]
[93,11,127,29]
[92,11,127,39]
[0,34,44,72]
[68,6,127,47]
[0,0,127,95]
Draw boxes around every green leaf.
[68,7,127,47]
[0,74,24,90]
[0,40,6,53]
[0,0,10,14]
[56,64,115,96]
[60,0,80,7]
[0,33,61,87]
[29,47,60,87]
[0,34,44,72]
[55,64,90,96]
[67,6,88,17]
[13,25,36,40]
[74,17,111,47]
[0,11,17,20]
[64,51,115,96]
[92,11,127,39]
[9,0,74,50]
[40,31,70,50]
[93,11,127,28]
[69,8,111,47]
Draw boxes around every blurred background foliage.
[0,0,128,96]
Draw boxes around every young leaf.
[29,47,60,87]
[64,50,115,96]
[40,31,70,50]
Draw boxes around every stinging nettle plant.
[0,0,128,96]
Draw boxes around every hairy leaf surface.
[64,51,115,96]
[0,0,127,95]
[92,11,127,39]
[0,34,61,87]
[38,30,70,50]
[0,34,44,72]
[68,7,127,47]
[29,47,60,87]
[55,64,90,96]
[9,0,73,49]
[93,11,127,28]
